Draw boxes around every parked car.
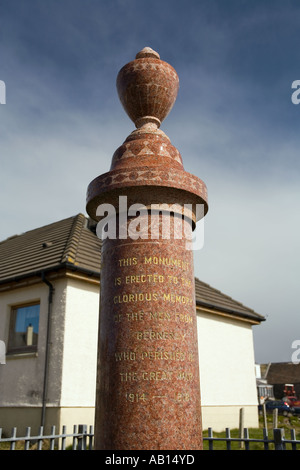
[259,400,292,416]
[282,396,300,415]
[291,406,300,415]
[283,396,300,407]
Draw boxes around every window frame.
[7,301,40,355]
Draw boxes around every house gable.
[0,214,101,292]
[0,214,265,433]
[0,214,264,325]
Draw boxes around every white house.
[0,213,265,436]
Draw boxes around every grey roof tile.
[0,214,263,322]
[195,278,265,321]
[0,214,101,282]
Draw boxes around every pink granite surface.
[87,47,207,450]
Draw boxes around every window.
[8,303,40,353]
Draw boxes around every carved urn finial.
[116,47,179,129]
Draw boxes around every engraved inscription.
[118,257,138,267]
[125,274,164,284]
[113,311,193,324]
[114,293,158,303]
[143,256,190,270]
[141,350,185,361]
[114,274,192,286]
[115,351,137,361]
[119,370,194,382]
[114,349,195,362]
[111,253,196,404]
[134,330,187,341]
[124,392,191,404]
[163,293,193,305]
[125,393,147,403]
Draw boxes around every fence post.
[88,425,94,450]
[24,427,31,450]
[61,425,67,450]
[37,426,44,450]
[239,408,245,449]
[78,424,87,450]
[273,408,278,428]
[49,425,56,450]
[273,428,285,450]
[262,402,267,429]
[263,427,269,450]
[225,428,231,451]
[290,429,297,451]
[207,428,214,450]
[10,428,17,450]
[243,427,250,450]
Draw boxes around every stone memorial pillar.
[86,48,208,450]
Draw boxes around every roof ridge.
[0,215,76,245]
[61,213,86,265]
[195,276,257,314]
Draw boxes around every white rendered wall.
[197,310,259,431]
[0,277,259,433]
[0,280,67,408]
[60,278,99,408]
[0,276,99,434]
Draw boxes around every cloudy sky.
[1,0,299,364]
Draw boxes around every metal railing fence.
[204,427,300,450]
[0,424,299,450]
[0,424,93,450]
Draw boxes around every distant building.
[255,364,274,403]
[261,362,300,399]
[0,214,265,434]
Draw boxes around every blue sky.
[1,0,300,364]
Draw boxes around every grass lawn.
[202,414,300,450]
[1,413,299,450]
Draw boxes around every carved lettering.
[114,313,123,323]
[112,252,196,408]
[175,313,193,323]
[119,372,138,382]
[126,312,145,321]
[120,370,173,382]
[167,275,178,284]
[115,351,136,361]
[125,393,147,403]
[149,311,171,321]
[175,392,190,402]
[135,330,186,341]
[125,274,164,284]
[141,350,185,361]
[118,257,137,267]
[142,370,172,381]
[177,371,194,381]
[144,256,189,270]
[115,350,192,362]
[181,277,192,287]
[163,293,193,305]
[124,391,192,403]
[114,293,158,304]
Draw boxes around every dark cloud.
[0,0,299,363]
